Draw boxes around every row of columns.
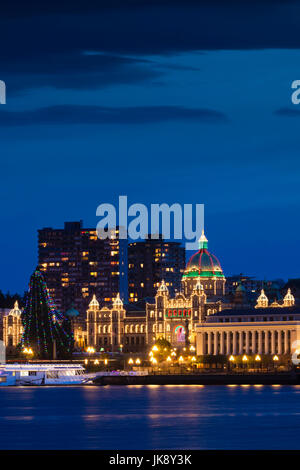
[205,329,291,355]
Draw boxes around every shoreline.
[93,372,300,386]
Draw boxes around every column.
[278,330,283,355]
[264,330,269,354]
[284,329,289,354]
[233,331,237,354]
[214,332,218,355]
[245,330,250,354]
[251,330,256,354]
[239,331,243,354]
[226,331,231,355]
[220,331,225,355]
[208,332,212,355]
[197,332,204,355]
[271,330,276,354]
[258,331,263,354]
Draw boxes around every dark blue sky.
[1,0,300,293]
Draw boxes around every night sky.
[1,0,300,293]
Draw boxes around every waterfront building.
[196,289,298,356]
[87,231,223,352]
[128,236,185,301]
[3,301,23,353]
[38,221,127,316]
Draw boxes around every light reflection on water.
[0,385,300,449]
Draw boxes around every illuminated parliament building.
[1,229,299,359]
[87,231,227,352]
[86,230,299,357]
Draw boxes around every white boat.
[0,363,93,386]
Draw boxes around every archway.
[174,325,186,343]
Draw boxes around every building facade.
[38,221,127,316]
[3,301,23,353]
[128,236,185,301]
[196,289,298,356]
[87,231,224,352]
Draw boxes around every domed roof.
[157,280,169,293]
[183,230,224,279]
[113,293,123,308]
[235,283,246,293]
[65,306,79,317]
[89,294,99,309]
[9,300,22,317]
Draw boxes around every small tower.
[233,282,248,305]
[255,289,269,308]
[156,279,169,309]
[157,279,169,295]
[113,293,123,310]
[283,288,295,307]
[89,294,99,310]
[3,300,23,352]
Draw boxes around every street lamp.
[166,356,172,362]
[87,346,95,354]
[152,345,159,352]
[229,355,235,362]
[242,355,248,362]
[22,347,33,359]
[178,356,184,363]
[136,358,141,365]
[128,358,134,365]
[273,355,279,362]
[255,355,261,361]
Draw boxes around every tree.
[21,268,73,359]
[0,290,25,309]
[155,337,171,351]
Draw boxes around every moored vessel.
[0,363,92,386]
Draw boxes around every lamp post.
[228,355,235,372]
[255,354,261,372]
[242,355,248,372]
[22,347,33,362]
[273,355,279,372]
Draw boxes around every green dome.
[183,231,224,279]
[236,283,246,292]
[65,306,79,317]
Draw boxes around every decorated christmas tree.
[21,268,74,359]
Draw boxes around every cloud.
[0,104,228,126]
[1,1,300,92]
[2,53,162,93]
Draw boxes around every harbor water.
[0,385,299,449]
